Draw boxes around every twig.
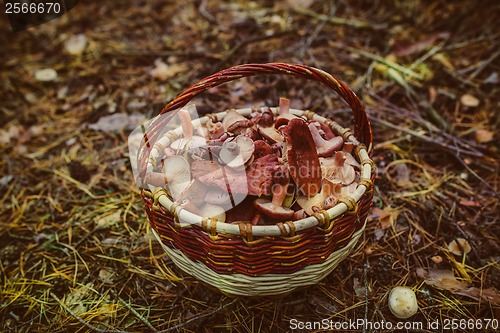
[332,43,424,80]
[370,117,483,158]
[198,0,216,24]
[110,290,158,332]
[291,5,387,30]
[50,292,128,333]
[468,48,500,80]
[363,260,369,333]
[215,30,296,69]
[157,297,239,333]
[299,4,337,59]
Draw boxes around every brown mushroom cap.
[246,154,280,196]
[223,109,253,134]
[283,118,322,197]
[253,140,273,159]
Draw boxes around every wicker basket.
[136,63,375,296]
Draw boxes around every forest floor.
[1,1,499,332]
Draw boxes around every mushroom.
[297,179,342,215]
[256,106,274,127]
[447,238,472,256]
[204,189,232,208]
[176,179,208,206]
[170,109,206,151]
[388,286,419,319]
[219,136,255,168]
[242,127,260,141]
[274,97,298,128]
[283,118,322,197]
[308,122,344,157]
[206,119,225,140]
[222,109,253,134]
[253,166,294,220]
[320,152,356,185]
[258,125,284,143]
[318,121,336,139]
[253,140,273,159]
[246,154,280,196]
[145,155,191,200]
[191,159,248,195]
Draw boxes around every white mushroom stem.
[278,97,290,115]
[271,182,288,207]
[308,122,344,157]
[178,109,193,140]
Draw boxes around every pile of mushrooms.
[145,98,361,224]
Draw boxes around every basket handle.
[139,63,372,178]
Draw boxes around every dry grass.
[1,1,499,332]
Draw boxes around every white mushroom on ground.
[308,122,344,157]
[170,109,206,151]
[388,286,419,319]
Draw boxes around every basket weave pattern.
[138,63,374,295]
[145,194,372,276]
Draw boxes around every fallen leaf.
[369,206,399,229]
[460,94,480,107]
[88,113,145,132]
[432,53,454,71]
[393,32,450,57]
[459,200,481,207]
[149,58,187,80]
[417,268,500,304]
[287,0,313,9]
[35,68,57,82]
[475,129,494,143]
[99,267,115,284]
[0,124,21,144]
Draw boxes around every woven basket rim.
[143,106,374,237]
